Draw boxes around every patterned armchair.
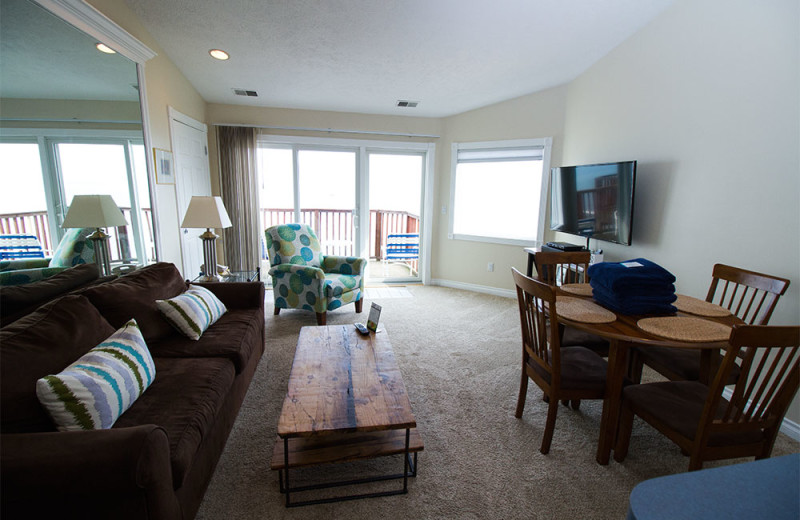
[265,223,365,325]
[0,228,96,286]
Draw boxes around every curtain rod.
[212,122,439,139]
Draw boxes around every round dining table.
[552,285,744,465]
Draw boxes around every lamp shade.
[62,194,128,228]
[181,196,232,229]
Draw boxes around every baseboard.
[721,388,800,441]
[430,278,515,299]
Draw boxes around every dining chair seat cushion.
[562,327,610,357]
[528,346,607,391]
[623,380,764,447]
[638,346,740,384]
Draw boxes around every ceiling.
[129,1,675,118]
[0,0,140,102]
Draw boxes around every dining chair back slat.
[707,264,790,325]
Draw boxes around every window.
[448,138,552,245]
[0,133,155,263]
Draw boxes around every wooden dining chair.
[614,324,800,471]
[631,264,791,383]
[533,251,610,357]
[512,268,608,454]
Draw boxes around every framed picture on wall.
[154,148,174,185]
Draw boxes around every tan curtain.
[217,126,260,272]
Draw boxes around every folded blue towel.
[588,258,676,292]
[592,291,677,316]
[592,285,677,306]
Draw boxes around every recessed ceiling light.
[209,49,230,60]
[96,42,116,54]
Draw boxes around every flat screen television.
[549,160,637,246]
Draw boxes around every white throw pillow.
[36,319,156,431]
[155,284,227,340]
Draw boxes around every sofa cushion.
[156,285,227,340]
[0,263,99,323]
[114,356,235,489]
[36,319,156,431]
[82,262,187,343]
[0,295,115,433]
[147,308,264,373]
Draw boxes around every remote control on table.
[354,322,369,335]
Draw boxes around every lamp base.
[88,228,113,277]
[199,228,221,282]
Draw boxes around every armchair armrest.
[194,281,265,310]
[1,425,180,519]
[0,258,50,272]
[268,264,325,279]
[0,266,68,287]
[322,255,366,276]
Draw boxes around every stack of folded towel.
[588,258,677,315]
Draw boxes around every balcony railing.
[260,208,419,263]
[0,208,155,262]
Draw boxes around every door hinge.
[204,146,208,156]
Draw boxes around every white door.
[170,109,210,278]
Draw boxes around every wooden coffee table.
[271,325,423,507]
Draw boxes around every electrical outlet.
[441,205,447,215]
[487,262,494,272]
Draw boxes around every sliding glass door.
[258,146,357,258]
[257,136,432,284]
[367,152,423,282]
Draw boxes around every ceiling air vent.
[233,88,259,97]
[396,100,419,108]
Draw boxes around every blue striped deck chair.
[383,233,419,276]
[0,234,45,260]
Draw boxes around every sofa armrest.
[1,425,180,519]
[194,280,265,310]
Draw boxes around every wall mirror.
[0,0,158,265]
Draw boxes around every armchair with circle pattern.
[265,223,365,325]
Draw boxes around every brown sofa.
[0,262,265,519]
[0,262,115,326]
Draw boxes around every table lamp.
[181,196,232,282]
[61,194,128,277]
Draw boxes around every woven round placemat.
[637,316,732,342]
[673,294,731,317]
[559,283,593,297]
[556,296,616,324]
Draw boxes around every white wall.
[561,0,800,421]
[562,0,799,325]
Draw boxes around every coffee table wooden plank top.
[277,325,416,438]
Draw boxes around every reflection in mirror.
[0,0,156,266]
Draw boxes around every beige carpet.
[196,285,799,519]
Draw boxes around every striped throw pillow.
[36,319,156,431]
[155,284,227,340]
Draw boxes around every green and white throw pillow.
[156,284,227,340]
[36,319,155,431]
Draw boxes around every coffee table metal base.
[278,429,418,507]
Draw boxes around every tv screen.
[549,160,637,246]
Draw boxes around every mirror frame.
[32,0,163,260]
